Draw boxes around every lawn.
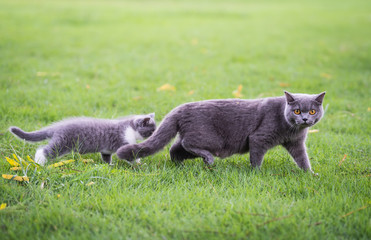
[0,0,370,239]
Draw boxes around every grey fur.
[116,92,326,172]
[10,113,156,164]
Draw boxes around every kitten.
[9,113,156,166]
[116,92,326,172]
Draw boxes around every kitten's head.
[284,91,326,128]
[133,113,156,138]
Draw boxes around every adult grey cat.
[117,92,325,172]
[10,113,156,165]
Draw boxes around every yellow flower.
[0,203,6,210]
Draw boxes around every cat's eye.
[309,109,316,115]
[293,109,301,115]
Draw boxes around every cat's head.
[284,91,326,128]
[133,113,156,138]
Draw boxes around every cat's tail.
[9,127,52,142]
[117,113,179,161]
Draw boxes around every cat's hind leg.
[170,138,197,163]
[35,147,48,166]
[181,140,214,165]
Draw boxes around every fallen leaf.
[232,85,243,98]
[10,167,22,171]
[0,203,6,210]
[320,73,332,79]
[86,84,90,89]
[191,38,198,46]
[12,154,19,162]
[338,154,347,166]
[157,83,176,92]
[132,96,143,101]
[2,174,29,182]
[86,182,95,186]
[36,72,48,77]
[279,83,290,87]
[47,159,75,168]
[340,205,368,218]
[82,159,94,164]
[308,129,319,133]
[188,90,195,95]
[27,155,36,163]
[5,157,20,167]
[36,72,60,77]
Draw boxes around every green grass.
[0,0,370,239]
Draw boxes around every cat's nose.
[303,118,308,122]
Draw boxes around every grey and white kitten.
[10,113,156,166]
[117,92,326,172]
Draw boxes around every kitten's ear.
[314,92,326,104]
[142,117,151,126]
[284,91,296,104]
[148,113,155,119]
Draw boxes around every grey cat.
[9,113,156,165]
[116,92,326,172]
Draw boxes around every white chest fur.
[124,126,143,144]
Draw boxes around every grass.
[0,0,370,239]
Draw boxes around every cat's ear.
[314,92,326,104]
[135,117,151,127]
[148,113,155,119]
[284,91,296,104]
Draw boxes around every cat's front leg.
[283,141,312,172]
[101,153,112,165]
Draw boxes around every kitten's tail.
[9,127,52,142]
[116,113,179,161]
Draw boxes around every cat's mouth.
[294,120,313,128]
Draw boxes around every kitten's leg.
[35,147,48,166]
[42,141,70,164]
[283,141,312,172]
[170,139,197,163]
[181,141,214,165]
[100,153,112,165]
[249,139,268,169]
